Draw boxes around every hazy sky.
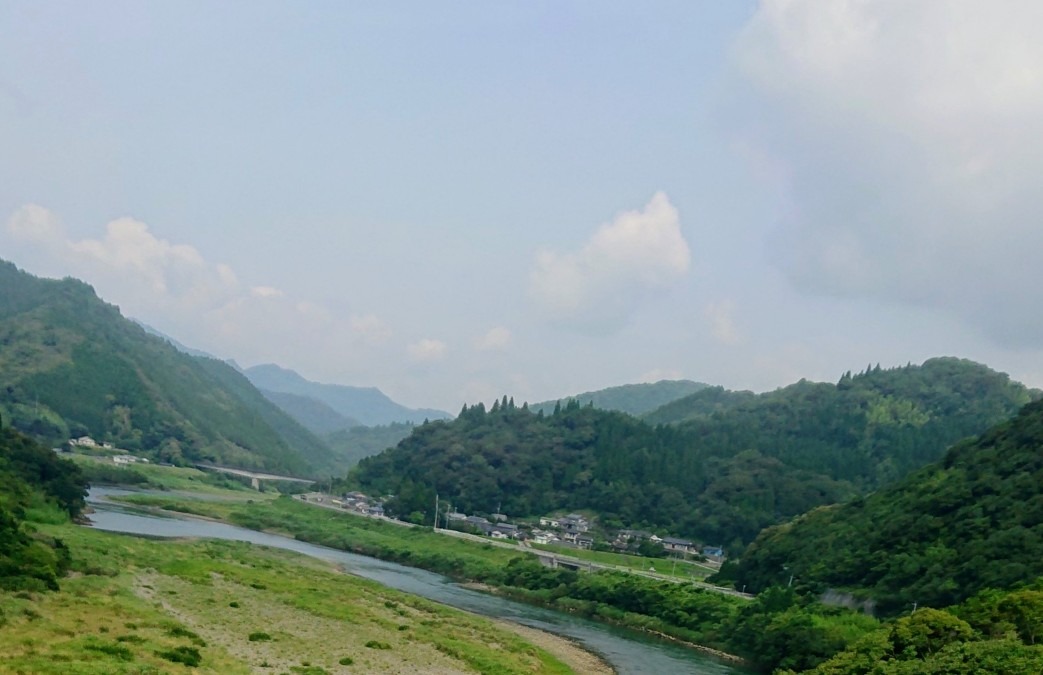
[4,1,1043,411]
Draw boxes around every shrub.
[156,645,202,667]
[339,656,354,665]
[365,640,392,650]
[248,631,273,642]
[85,642,133,661]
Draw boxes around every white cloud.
[733,0,1043,346]
[475,326,511,351]
[3,205,397,382]
[407,338,447,363]
[529,192,691,332]
[705,300,741,345]
[251,286,284,298]
[7,204,237,310]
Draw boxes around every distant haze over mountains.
[243,363,452,427]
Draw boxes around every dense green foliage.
[655,359,1034,490]
[736,398,1043,615]
[642,386,757,425]
[529,379,709,416]
[352,361,1030,548]
[324,422,414,468]
[354,398,854,546]
[0,427,87,591]
[791,583,1043,674]
[0,260,335,475]
[244,363,450,426]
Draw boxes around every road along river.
[86,488,743,674]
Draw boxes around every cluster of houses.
[64,436,150,467]
[445,511,525,541]
[306,491,387,517]
[441,509,725,560]
[68,435,114,450]
[306,488,728,561]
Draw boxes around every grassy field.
[530,543,715,581]
[69,453,285,498]
[112,492,530,582]
[0,522,579,674]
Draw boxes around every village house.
[531,529,559,545]
[113,454,149,465]
[661,537,695,554]
[560,514,589,534]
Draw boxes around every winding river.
[86,488,741,674]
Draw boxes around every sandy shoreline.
[491,619,615,674]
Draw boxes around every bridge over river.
[193,464,316,490]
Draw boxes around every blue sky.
[4,1,1043,411]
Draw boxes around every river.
[86,488,741,674]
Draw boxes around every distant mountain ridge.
[257,389,362,435]
[0,259,337,476]
[530,379,710,416]
[244,363,451,427]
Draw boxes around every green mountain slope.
[0,260,335,476]
[642,385,757,425]
[244,363,451,426]
[257,388,362,435]
[324,422,414,468]
[351,360,1033,548]
[735,397,1043,616]
[530,379,709,416]
[661,359,1034,490]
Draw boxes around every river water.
[86,488,740,675]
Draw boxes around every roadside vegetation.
[530,542,714,581]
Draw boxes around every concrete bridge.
[193,464,316,490]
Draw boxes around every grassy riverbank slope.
[1,522,581,674]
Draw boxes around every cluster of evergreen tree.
[351,360,1033,548]
[735,397,1043,616]
[0,425,88,591]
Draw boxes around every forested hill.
[735,397,1043,616]
[351,360,1034,549]
[529,379,709,416]
[649,358,1035,490]
[0,260,337,476]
